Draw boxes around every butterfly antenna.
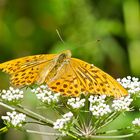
[71,39,102,51]
[56,29,65,44]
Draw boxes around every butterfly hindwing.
[71,58,128,97]
[47,63,83,97]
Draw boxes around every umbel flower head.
[112,95,133,111]
[53,112,73,132]
[31,85,60,105]
[67,97,85,109]
[117,76,140,95]
[0,87,24,104]
[1,111,26,128]
[89,95,111,116]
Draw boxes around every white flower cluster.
[31,85,60,104]
[67,97,85,109]
[1,111,26,127]
[112,95,133,111]
[53,112,73,130]
[132,118,140,127]
[89,95,111,116]
[0,87,23,102]
[117,76,140,94]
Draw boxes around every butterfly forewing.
[0,54,56,74]
[0,54,57,87]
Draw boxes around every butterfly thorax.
[56,50,72,62]
[38,50,72,84]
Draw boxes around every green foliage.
[0,0,139,76]
[0,0,140,140]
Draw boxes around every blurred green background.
[0,0,140,140]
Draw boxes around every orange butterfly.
[0,50,127,98]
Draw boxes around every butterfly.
[0,50,128,98]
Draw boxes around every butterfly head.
[59,50,72,57]
[57,50,72,63]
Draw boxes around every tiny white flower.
[132,118,140,127]
[2,90,6,94]
[1,116,10,122]
[9,87,14,91]
[31,89,36,93]
[63,112,73,118]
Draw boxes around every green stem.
[23,111,53,127]
[0,102,15,111]
[26,121,47,125]
[96,112,120,131]
[96,126,131,135]
[26,129,64,136]
[17,105,53,124]
[0,126,8,133]
[88,133,134,139]
[90,117,102,132]
[66,132,80,140]
[0,102,53,127]
[26,129,80,140]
